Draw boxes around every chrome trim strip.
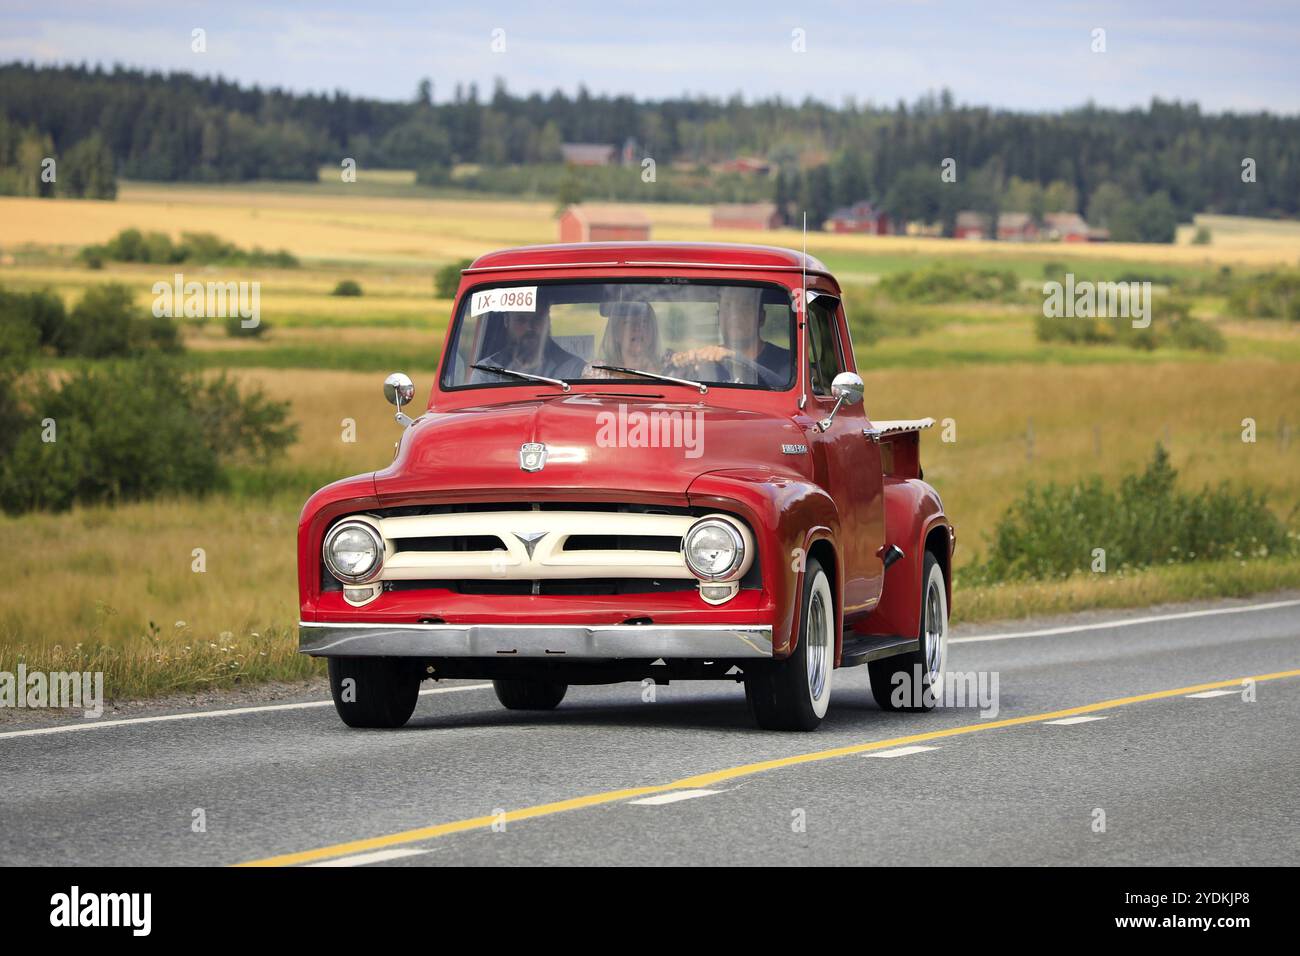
[299,621,773,659]
[462,261,623,273]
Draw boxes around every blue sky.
[2,0,1298,113]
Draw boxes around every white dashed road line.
[1185,690,1238,699]
[866,745,940,758]
[1045,715,1109,725]
[628,789,723,806]
[306,848,431,867]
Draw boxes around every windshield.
[441,279,796,390]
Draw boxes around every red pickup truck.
[298,243,954,731]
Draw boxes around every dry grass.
[868,361,1300,567]
[6,186,1299,270]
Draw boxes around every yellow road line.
[235,668,1299,867]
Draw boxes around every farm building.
[1043,212,1091,242]
[557,205,651,243]
[712,156,773,176]
[997,212,1039,241]
[953,211,991,240]
[827,201,892,234]
[561,143,617,166]
[711,202,783,230]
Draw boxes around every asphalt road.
[3,594,1299,867]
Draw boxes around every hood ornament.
[519,442,547,472]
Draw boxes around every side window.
[807,300,844,396]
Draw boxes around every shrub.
[1226,270,1300,320]
[79,229,299,268]
[435,258,472,299]
[0,285,67,353]
[332,279,363,297]
[224,316,270,338]
[54,283,180,358]
[879,266,1020,303]
[969,446,1294,583]
[1168,316,1226,353]
[0,357,297,514]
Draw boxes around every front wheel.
[869,552,948,712]
[328,657,422,728]
[745,557,834,731]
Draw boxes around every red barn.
[711,202,783,230]
[996,212,1039,242]
[560,143,616,166]
[953,211,991,240]
[827,201,892,235]
[557,205,651,243]
[1043,212,1091,242]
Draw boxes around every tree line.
[1,62,1297,228]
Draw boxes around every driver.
[470,296,586,383]
[669,286,790,385]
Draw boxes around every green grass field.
[3,183,1298,699]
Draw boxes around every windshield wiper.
[590,364,708,394]
[471,364,571,391]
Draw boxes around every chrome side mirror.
[383,371,416,428]
[818,371,864,432]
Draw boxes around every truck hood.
[372,393,808,501]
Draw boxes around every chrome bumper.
[298,621,773,659]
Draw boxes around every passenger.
[584,300,666,378]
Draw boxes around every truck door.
[805,294,886,615]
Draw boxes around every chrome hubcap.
[923,579,946,681]
[807,589,829,702]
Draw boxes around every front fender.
[687,469,840,658]
[856,477,952,639]
[298,473,380,620]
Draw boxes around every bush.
[79,229,299,268]
[0,357,297,514]
[224,316,270,338]
[53,283,180,358]
[332,279,363,297]
[0,285,67,354]
[1226,270,1300,320]
[435,258,472,299]
[969,445,1294,583]
[879,266,1020,303]
[1168,316,1226,353]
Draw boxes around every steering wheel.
[675,350,779,387]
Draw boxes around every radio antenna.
[798,210,808,409]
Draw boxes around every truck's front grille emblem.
[513,531,547,558]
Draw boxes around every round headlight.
[682,518,745,581]
[323,521,384,584]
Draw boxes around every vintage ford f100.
[298,242,954,731]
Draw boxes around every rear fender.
[856,476,952,639]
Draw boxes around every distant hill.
[1,62,1297,225]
